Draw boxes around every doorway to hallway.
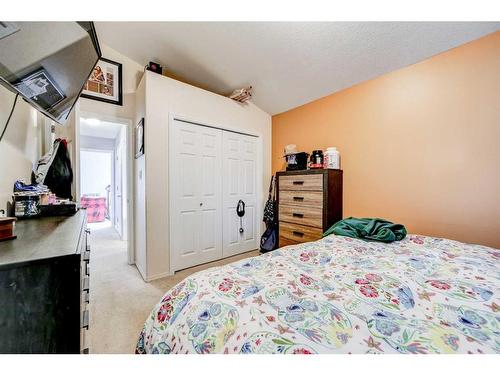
[77,114,131,261]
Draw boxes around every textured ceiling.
[95,22,499,115]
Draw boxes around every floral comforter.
[136,234,499,354]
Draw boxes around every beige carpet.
[88,226,259,353]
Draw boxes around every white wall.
[80,149,112,199]
[0,89,42,212]
[137,71,271,280]
[114,126,128,240]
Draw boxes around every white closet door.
[170,120,223,271]
[222,131,258,257]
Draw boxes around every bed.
[136,234,499,354]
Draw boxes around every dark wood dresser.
[0,210,90,353]
[277,169,342,247]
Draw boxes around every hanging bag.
[260,175,277,252]
[260,224,277,252]
[263,175,276,225]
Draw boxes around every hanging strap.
[271,174,277,201]
[267,175,274,199]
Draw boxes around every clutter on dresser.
[229,86,252,103]
[12,180,77,219]
[324,147,340,169]
[309,149,324,169]
[39,201,77,217]
[14,195,41,218]
[13,180,49,218]
[146,61,163,75]
[283,144,309,171]
[0,216,17,242]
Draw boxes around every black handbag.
[260,223,277,252]
[263,176,276,225]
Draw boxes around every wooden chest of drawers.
[0,211,91,353]
[276,170,342,247]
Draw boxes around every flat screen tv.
[0,21,101,125]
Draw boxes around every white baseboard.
[143,270,174,282]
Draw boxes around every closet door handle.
[292,213,304,218]
[292,231,304,238]
[292,181,304,185]
[293,196,304,201]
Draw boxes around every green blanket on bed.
[323,217,407,243]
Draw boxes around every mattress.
[136,234,499,354]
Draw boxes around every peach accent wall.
[272,31,500,248]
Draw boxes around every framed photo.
[135,118,144,159]
[81,57,122,106]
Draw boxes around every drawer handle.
[293,196,304,201]
[292,213,304,218]
[292,231,304,238]
[84,290,90,303]
[292,181,305,185]
[82,310,89,330]
[82,276,90,292]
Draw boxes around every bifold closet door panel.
[222,131,258,257]
[170,120,223,271]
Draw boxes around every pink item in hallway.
[80,196,107,223]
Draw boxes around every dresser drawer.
[279,174,323,191]
[80,324,89,354]
[279,221,323,244]
[81,309,89,330]
[279,236,300,248]
[279,190,323,207]
[279,204,323,228]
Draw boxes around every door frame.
[168,113,263,274]
[113,127,127,240]
[76,110,134,265]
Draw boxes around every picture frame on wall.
[135,118,144,159]
[81,57,123,106]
